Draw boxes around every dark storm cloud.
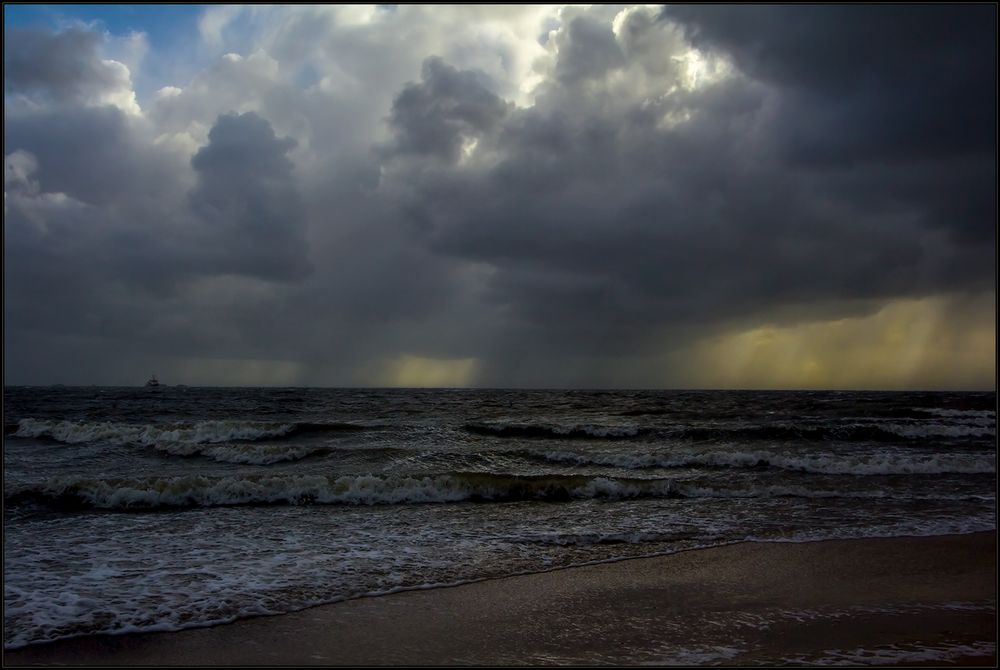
[4,34,313,383]
[661,5,996,165]
[5,109,311,289]
[4,25,185,302]
[4,106,167,207]
[379,6,995,364]
[3,28,126,104]
[385,57,510,161]
[3,170,173,364]
[659,4,997,247]
[2,22,448,386]
[553,14,625,84]
[189,112,313,281]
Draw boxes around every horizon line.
[3,384,997,394]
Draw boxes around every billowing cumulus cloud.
[3,5,995,388]
[188,111,312,281]
[386,57,511,161]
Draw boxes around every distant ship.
[145,375,160,388]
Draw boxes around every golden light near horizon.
[679,293,996,390]
[378,354,480,388]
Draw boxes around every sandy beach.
[4,531,995,666]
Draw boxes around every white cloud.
[4,150,41,196]
[96,59,142,115]
[103,29,149,76]
[155,86,183,99]
[198,5,246,46]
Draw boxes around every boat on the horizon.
[145,375,160,388]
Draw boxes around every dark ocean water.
[3,386,996,649]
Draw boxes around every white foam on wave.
[14,418,299,446]
[561,424,641,438]
[880,422,995,438]
[677,483,889,500]
[469,421,642,438]
[783,640,996,666]
[538,448,996,475]
[516,530,686,547]
[153,442,324,465]
[14,473,681,509]
[23,469,978,511]
[921,408,996,420]
[760,514,997,544]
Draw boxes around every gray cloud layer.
[4,5,995,387]
[4,28,126,104]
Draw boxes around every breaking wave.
[5,472,674,510]
[151,442,329,465]
[919,408,996,421]
[675,423,995,442]
[465,422,645,439]
[535,449,997,475]
[515,531,686,546]
[8,470,980,512]
[876,423,996,438]
[464,420,994,443]
[11,418,367,447]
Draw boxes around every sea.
[3,386,996,650]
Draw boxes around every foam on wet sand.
[5,531,995,666]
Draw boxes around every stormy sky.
[3,5,996,389]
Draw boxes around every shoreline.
[5,531,996,666]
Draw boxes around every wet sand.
[5,531,996,666]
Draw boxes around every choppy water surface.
[4,387,995,648]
